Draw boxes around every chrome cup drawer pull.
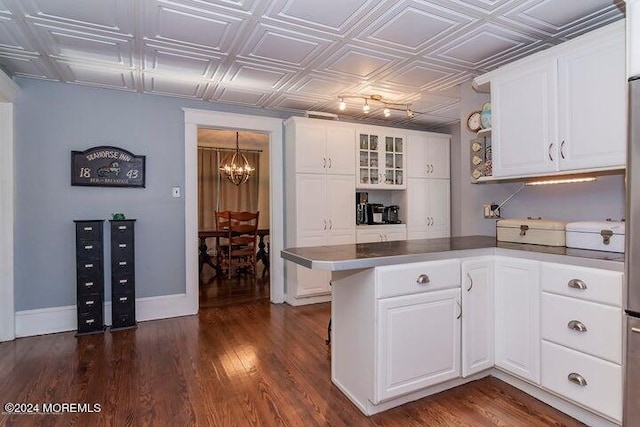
[567,279,587,290]
[567,372,587,387]
[416,274,430,285]
[567,320,587,332]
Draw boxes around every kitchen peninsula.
[281,236,624,426]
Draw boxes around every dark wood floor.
[0,300,584,426]
[199,263,270,309]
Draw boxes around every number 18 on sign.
[71,146,146,188]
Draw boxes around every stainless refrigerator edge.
[625,76,640,425]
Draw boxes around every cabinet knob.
[567,279,587,290]
[567,372,587,387]
[416,274,430,284]
[567,320,587,332]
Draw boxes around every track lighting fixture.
[337,94,420,119]
[406,107,414,118]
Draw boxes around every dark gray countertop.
[281,235,625,271]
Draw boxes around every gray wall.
[13,78,288,311]
[450,81,626,236]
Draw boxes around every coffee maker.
[366,203,385,224]
[383,205,401,224]
[356,192,368,225]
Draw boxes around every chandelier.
[337,94,416,118]
[219,131,254,186]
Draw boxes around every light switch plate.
[172,187,181,198]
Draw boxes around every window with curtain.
[198,148,260,230]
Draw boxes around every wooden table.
[198,228,270,278]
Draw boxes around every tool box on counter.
[565,221,625,253]
[496,218,567,247]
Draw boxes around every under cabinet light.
[525,177,597,186]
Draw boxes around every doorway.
[183,109,285,316]
[197,128,270,308]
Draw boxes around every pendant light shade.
[219,131,254,186]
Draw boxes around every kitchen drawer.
[541,262,622,306]
[75,222,102,241]
[77,293,103,315]
[541,340,622,422]
[541,293,622,363]
[375,259,460,299]
[76,240,103,260]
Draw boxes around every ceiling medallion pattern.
[0,0,624,130]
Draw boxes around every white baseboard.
[14,293,196,338]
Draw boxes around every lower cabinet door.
[461,258,494,377]
[375,288,461,403]
[295,265,331,297]
[494,257,541,384]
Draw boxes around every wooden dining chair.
[216,211,260,279]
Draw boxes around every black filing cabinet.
[110,219,137,330]
[74,220,105,335]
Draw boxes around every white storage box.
[496,218,567,246]
[566,221,625,253]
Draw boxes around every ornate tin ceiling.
[0,0,624,128]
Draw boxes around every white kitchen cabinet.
[375,288,461,402]
[356,224,406,243]
[539,262,623,423]
[293,173,355,297]
[491,60,558,177]
[476,21,625,178]
[356,128,406,189]
[284,117,356,304]
[293,118,355,175]
[406,178,450,239]
[461,258,494,377]
[406,132,450,179]
[494,257,540,384]
[557,33,626,171]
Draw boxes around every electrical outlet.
[483,203,501,219]
[172,187,181,198]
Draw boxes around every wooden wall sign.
[71,146,146,188]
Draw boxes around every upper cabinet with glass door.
[357,128,406,189]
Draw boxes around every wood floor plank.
[0,300,585,426]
